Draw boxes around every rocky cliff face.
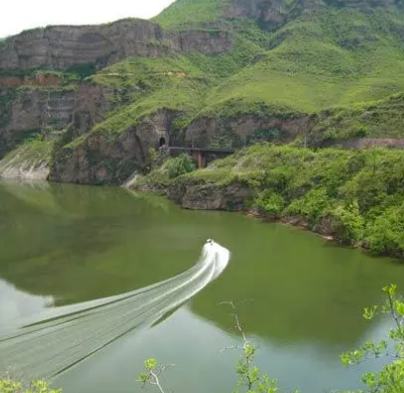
[0,19,233,73]
[70,84,112,138]
[184,113,314,148]
[0,73,63,88]
[0,88,75,156]
[49,109,179,184]
[224,0,399,30]
[225,0,301,30]
[168,179,253,210]
[0,82,114,158]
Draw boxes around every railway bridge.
[167,146,235,168]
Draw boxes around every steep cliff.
[1,0,404,183]
[0,87,73,156]
[0,19,233,72]
[49,109,178,184]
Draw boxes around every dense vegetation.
[201,8,404,113]
[136,144,404,259]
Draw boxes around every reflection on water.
[0,181,403,393]
[0,279,54,334]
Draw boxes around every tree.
[341,284,404,393]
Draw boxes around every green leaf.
[363,306,377,320]
[395,300,404,316]
[145,358,157,370]
[383,284,397,298]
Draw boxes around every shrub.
[286,187,332,224]
[341,284,404,393]
[365,204,404,258]
[329,201,364,245]
[255,190,285,218]
[0,379,61,393]
[166,154,196,179]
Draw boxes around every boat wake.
[0,239,230,381]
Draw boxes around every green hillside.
[3,0,404,182]
[207,8,404,112]
[81,1,404,144]
[155,0,230,29]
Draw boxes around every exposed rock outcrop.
[49,109,179,184]
[0,20,233,73]
[224,0,328,30]
[0,74,63,88]
[0,88,75,157]
[168,179,253,210]
[224,0,399,31]
[226,0,293,30]
[184,113,315,148]
[167,30,233,54]
[0,82,114,157]
[71,84,112,137]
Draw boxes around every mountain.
[1,0,404,184]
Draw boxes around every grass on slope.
[92,55,206,88]
[312,93,404,142]
[155,0,230,30]
[89,56,212,138]
[202,8,404,114]
[83,37,265,138]
[0,137,54,175]
[92,78,209,139]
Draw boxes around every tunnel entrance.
[159,137,166,147]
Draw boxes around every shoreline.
[130,183,386,259]
[0,175,395,260]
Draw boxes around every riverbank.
[131,144,404,260]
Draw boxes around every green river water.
[0,181,403,393]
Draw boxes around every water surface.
[0,181,403,393]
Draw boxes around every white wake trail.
[0,239,230,382]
